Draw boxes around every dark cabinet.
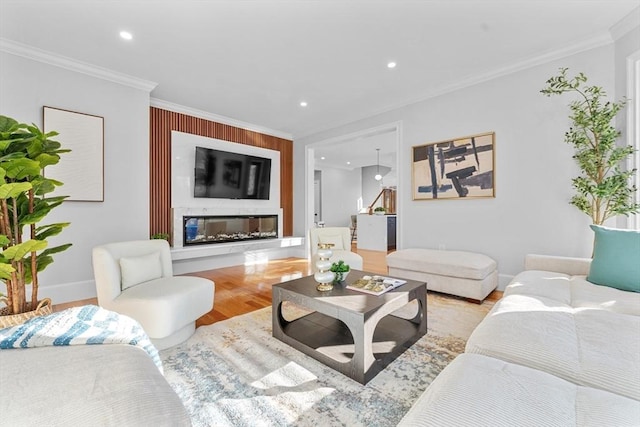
[387,216,396,250]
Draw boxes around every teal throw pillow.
[587,225,640,293]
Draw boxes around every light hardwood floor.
[53,245,502,327]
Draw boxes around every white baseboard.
[38,279,97,305]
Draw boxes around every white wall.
[294,44,619,288]
[0,52,151,303]
[614,21,640,115]
[316,167,361,227]
[614,24,640,229]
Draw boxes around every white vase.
[314,243,335,291]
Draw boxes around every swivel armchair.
[92,239,214,350]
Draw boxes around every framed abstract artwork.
[43,106,104,201]
[412,132,495,200]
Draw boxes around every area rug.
[160,293,494,427]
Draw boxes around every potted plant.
[330,260,350,283]
[0,115,72,322]
[151,232,170,241]
[374,206,386,216]
[541,68,639,225]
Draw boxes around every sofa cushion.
[119,251,163,290]
[0,344,191,426]
[570,276,640,316]
[587,225,640,293]
[398,353,640,427]
[504,270,573,304]
[465,293,640,401]
[506,271,640,316]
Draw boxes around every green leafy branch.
[541,68,639,224]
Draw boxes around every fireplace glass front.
[183,215,278,245]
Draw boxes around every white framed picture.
[43,106,104,202]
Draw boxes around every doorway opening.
[304,122,402,251]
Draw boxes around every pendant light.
[374,148,382,181]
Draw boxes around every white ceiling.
[1,0,638,170]
[314,129,397,171]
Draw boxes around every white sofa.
[0,344,191,426]
[400,254,640,426]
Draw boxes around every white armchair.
[309,227,363,271]
[92,239,214,350]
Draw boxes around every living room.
[1,3,637,302]
[1,1,639,425]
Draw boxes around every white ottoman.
[387,248,497,302]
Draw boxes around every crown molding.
[610,7,640,41]
[0,38,158,92]
[296,32,614,139]
[150,98,293,141]
[422,32,614,100]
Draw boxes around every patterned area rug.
[160,292,494,427]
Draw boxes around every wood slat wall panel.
[149,107,293,242]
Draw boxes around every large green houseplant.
[541,68,639,225]
[0,115,72,316]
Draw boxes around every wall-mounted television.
[194,146,272,200]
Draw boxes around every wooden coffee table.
[272,270,427,384]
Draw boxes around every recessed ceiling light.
[300,101,308,107]
[120,31,133,40]
[346,161,351,165]
[320,156,326,160]
[387,61,397,69]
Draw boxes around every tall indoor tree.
[0,115,71,316]
[541,68,639,225]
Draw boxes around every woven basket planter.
[0,298,53,329]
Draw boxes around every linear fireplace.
[183,215,278,246]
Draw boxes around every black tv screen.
[194,146,272,200]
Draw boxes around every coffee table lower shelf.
[279,310,423,372]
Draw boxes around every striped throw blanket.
[0,305,162,372]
